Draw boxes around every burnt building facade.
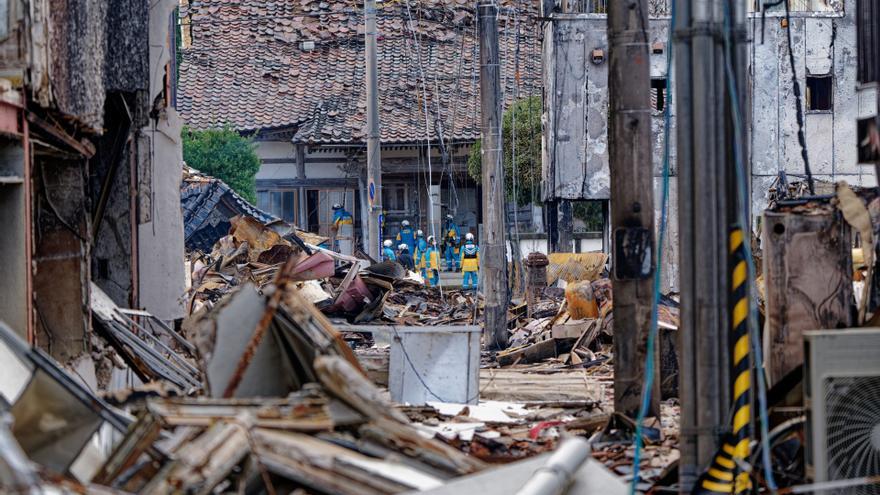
[0,0,186,364]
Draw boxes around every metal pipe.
[673,0,697,487]
[515,437,591,495]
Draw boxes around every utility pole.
[478,0,508,349]
[674,0,749,489]
[607,0,658,418]
[365,0,382,259]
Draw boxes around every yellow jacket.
[426,247,440,270]
[460,243,479,272]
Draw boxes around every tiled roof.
[178,0,542,144]
[181,166,277,251]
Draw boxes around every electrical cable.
[403,0,446,295]
[38,162,87,243]
[629,0,673,492]
[721,2,779,491]
[782,0,814,195]
[390,324,492,403]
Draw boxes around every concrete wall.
[542,15,678,290]
[748,4,876,217]
[516,237,602,258]
[542,4,869,292]
[137,0,186,321]
[543,17,674,200]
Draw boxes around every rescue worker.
[397,243,415,271]
[459,232,479,291]
[443,214,460,272]
[382,239,396,262]
[414,229,428,279]
[396,220,416,254]
[424,236,440,286]
[331,203,354,255]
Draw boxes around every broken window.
[806,75,833,111]
[651,78,667,112]
[258,190,299,223]
[382,184,408,213]
[0,321,129,475]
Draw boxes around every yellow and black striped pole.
[693,226,752,494]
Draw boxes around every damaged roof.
[181,166,277,251]
[177,0,541,144]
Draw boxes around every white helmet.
[427,235,435,243]
[383,239,393,248]
[446,214,454,220]
[332,203,343,210]
[465,232,474,241]
[401,220,410,227]
[417,229,424,236]
[398,244,408,251]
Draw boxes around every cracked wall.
[136,0,186,321]
[542,15,677,290]
[748,4,874,218]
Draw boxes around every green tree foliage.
[182,125,261,204]
[573,201,604,232]
[468,96,542,206]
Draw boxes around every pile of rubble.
[0,263,489,493]
[186,214,484,331]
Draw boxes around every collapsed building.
[0,0,186,366]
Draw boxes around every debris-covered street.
[1,0,879,494]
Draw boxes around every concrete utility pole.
[606,0,658,418]
[674,0,749,489]
[478,0,508,349]
[365,0,382,259]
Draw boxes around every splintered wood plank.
[478,368,606,403]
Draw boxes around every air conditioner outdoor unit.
[805,328,880,494]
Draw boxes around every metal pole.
[607,0,658,418]
[365,0,382,259]
[676,0,743,488]
[673,0,698,489]
[478,0,508,349]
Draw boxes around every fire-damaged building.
[176,0,542,244]
[0,0,186,364]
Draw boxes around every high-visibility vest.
[333,209,353,227]
[426,247,440,270]
[460,244,479,272]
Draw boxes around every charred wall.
[32,149,90,363]
[90,95,137,308]
[48,0,108,130]
[105,0,149,94]
[749,5,875,216]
